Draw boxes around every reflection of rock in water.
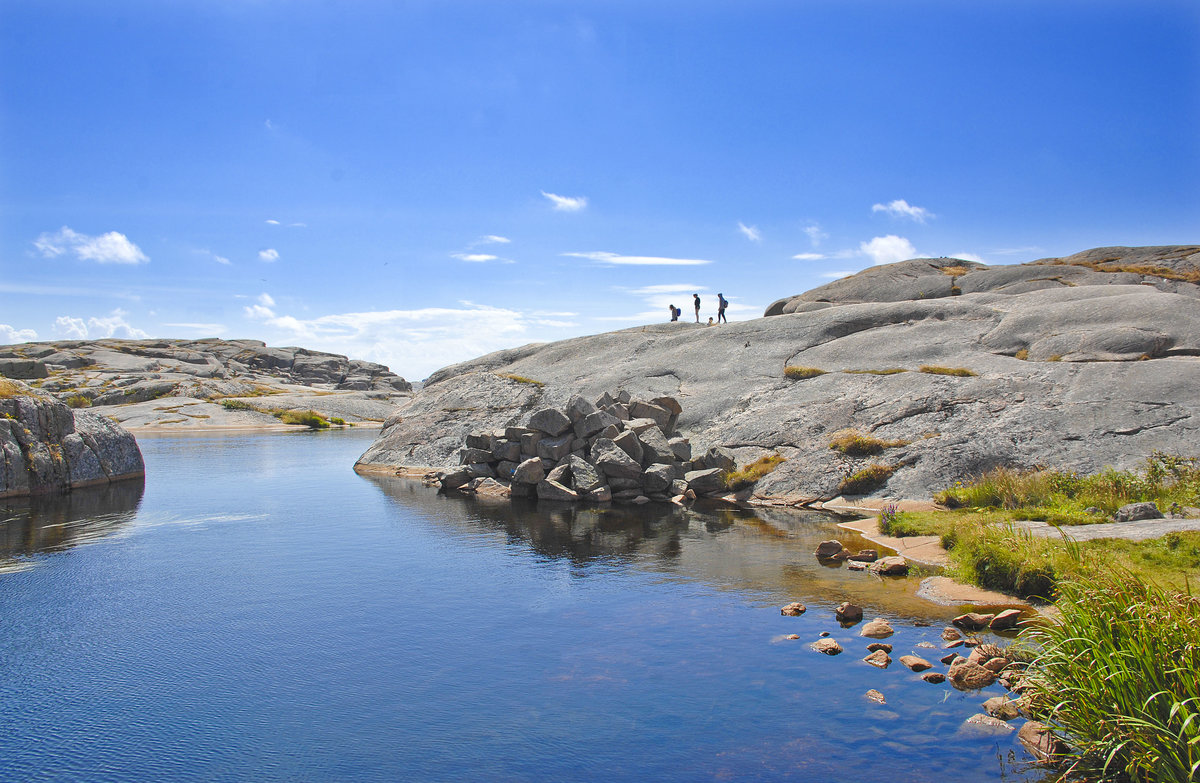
[0,476,144,558]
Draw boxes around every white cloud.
[563,251,712,266]
[627,284,702,296]
[792,253,825,261]
[737,222,762,242]
[53,309,148,339]
[951,252,987,264]
[35,226,149,265]
[478,235,511,245]
[861,235,917,266]
[541,191,588,212]
[872,199,934,223]
[804,224,829,246]
[0,324,37,343]
[821,270,856,279]
[258,248,280,263]
[452,253,499,263]
[242,302,554,380]
[257,293,275,307]
[265,219,281,225]
[214,255,231,266]
[54,316,89,339]
[289,222,307,228]
[162,323,225,334]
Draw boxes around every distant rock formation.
[0,339,413,430]
[356,245,1200,501]
[1,380,144,498]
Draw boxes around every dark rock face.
[0,382,144,498]
[357,246,1200,501]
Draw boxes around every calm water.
[0,430,1041,782]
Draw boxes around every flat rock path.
[1010,516,1200,542]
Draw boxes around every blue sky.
[2,0,1197,380]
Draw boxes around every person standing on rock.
[717,293,728,324]
[693,293,701,323]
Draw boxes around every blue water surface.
[0,430,1041,782]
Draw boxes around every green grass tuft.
[918,365,977,377]
[843,368,907,375]
[65,395,92,409]
[784,366,826,380]
[837,463,895,495]
[723,453,786,490]
[496,373,544,386]
[1022,573,1200,781]
[827,429,909,457]
[275,409,330,429]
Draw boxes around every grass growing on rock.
[220,399,257,412]
[837,463,895,495]
[275,409,330,429]
[918,365,977,377]
[0,379,26,398]
[723,453,786,490]
[496,373,544,386]
[827,429,909,457]
[1022,573,1200,781]
[843,368,907,375]
[65,395,92,408]
[783,366,826,380]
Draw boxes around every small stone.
[811,638,843,655]
[943,639,964,649]
[1018,721,1068,762]
[941,627,963,641]
[915,641,937,649]
[952,612,995,631]
[783,634,800,640]
[865,689,886,704]
[846,560,868,571]
[989,609,1024,630]
[940,652,961,665]
[921,672,946,684]
[982,696,1021,721]
[860,618,895,639]
[949,658,998,690]
[780,602,807,617]
[961,714,1014,734]
[963,637,981,647]
[863,650,891,669]
[819,631,830,638]
[1114,501,1163,523]
[815,540,847,559]
[865,643,892,653]
[835,602,863,623]
[848,549,878,562]
[899,655,933,672]
[869,556,909,576]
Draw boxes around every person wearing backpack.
[717,293,728,324]
[669,304,680,322]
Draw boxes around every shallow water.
[0,430,1041,781]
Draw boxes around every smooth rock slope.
[0,339,413,430]
[358,245,1200,500]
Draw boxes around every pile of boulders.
[436,390,738,504]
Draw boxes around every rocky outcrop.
[433,391,735,504]
[0,381,144,498]
[0,339,413,430]
[356,246,1200,501]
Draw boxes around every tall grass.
[723,453,786,490]
[1022,573,1200,781]
[935,454,1200,520]
[828,429,909,457]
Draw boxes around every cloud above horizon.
[861,235,917,265]
[792,252,825,261]
[53,309,148,339]
[563,251,712,266]
[0,324,37,343]
[541,191,588,212]
[258,248,280,262]
[872,199,933,223]
[737,222,762,242]
[803,224,828,247]
[35,227,149,265]
[452,253,502,263]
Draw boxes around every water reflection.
[0,477,144,562]
[363,475,967,621]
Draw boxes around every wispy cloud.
[214,254,231,266]
[541,191,588,212]
[35,227,149,265]
[477,235,511,245]
[258,248,280,263]
[162,322,225,334]
[872,199,933,223]
[0,324,37,343]
[951,252,987,263]
[861,235,917,266]
[564,251,712,266]
[452,253,500,263]
[792,253,825,261]
[53,309,148,339]
[821,271,856,279]
[737,222,762,242]
[265,219,281,225]
[803,224,829,247]
[992,246,1046,257]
